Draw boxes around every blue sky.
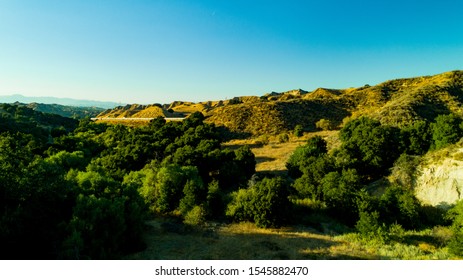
[0,0,462,104]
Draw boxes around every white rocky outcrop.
[414,147,463,208]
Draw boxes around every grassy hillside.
[96,70,463,136]
[339,70,463,127]
[97,104,166,118]
[210,70,463,135]
[207,99,348,136]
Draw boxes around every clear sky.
[0,0,462,104]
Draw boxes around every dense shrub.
[320,169,362,223]
[227,177,291,228]
[293,124,303,137]
[400,120,432,155]
[315,118,333,131]
[287,136,328,178]
[338,116,402,180]
[431,114,463,150]
[446,200,463,256]
[379,185,421,229]
[356,211,387,241]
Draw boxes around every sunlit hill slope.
[97,70,463,135]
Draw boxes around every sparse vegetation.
[316,118,333,131]
[294,124,304,137]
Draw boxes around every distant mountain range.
[0,94,122,109]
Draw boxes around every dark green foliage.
[356,211,387,241]
[288,116,439,229]
[293,124,303,137]
[63,190,145,259]
[183,111,206,128]
[64,195,127,259]
[378,185,421,229]
[155,165,190,213]
[22,102,105,119]
[205,180,225,219]
[431,114,463,150]
[338,116,402,180]
[320,169,362,223]
[178,167,207,215]
[0,102,261,259]
[218,146,256,189]
[227,177,291,228]
[0,133,75,259]
[292,155,334,198]
[234,145,256,180]
[62,170,147,259]
[287,136,328,178]
[446,200,463,256]
[400,120,432,155]
[0,104,78,152]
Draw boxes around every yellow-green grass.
[223,130,340,173]
[95,119,152,127]
[126,220,373,260]
[125,219,456,260]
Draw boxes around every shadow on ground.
[125,219,373,260]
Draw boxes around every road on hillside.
[90,117,185,121]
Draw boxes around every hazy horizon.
[1,0,462,104]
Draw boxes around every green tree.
[431,114,463,150]
[446,200,463,256]
[63,194,127,259]
[178,168,206,215]
[227,177,291,228]
[320,169,362,223]
[286,136,328,178]
[338,117,401,180]
[234,145,256,180]
[205,180,225,219]
[292,154,334,199]
[154,165,187,213]
[356,211,387,242]
[400,120,432,155]
[218,146,256,189]
[0,134,75,259]
[379,185,421,229]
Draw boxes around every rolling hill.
[96,70,463,136]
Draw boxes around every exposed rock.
[415,147,463,208]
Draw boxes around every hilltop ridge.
[96,70,463,136]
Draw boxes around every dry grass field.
[126,219,452,260]
[126,220,372,260]
[223,130,341,173]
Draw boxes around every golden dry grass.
[132,106,165,118]
[126,220,373,260]
[223,131,340,173]
[126,219,455,260]
[95,119,152,127]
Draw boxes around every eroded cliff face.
[414,147,463,208]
